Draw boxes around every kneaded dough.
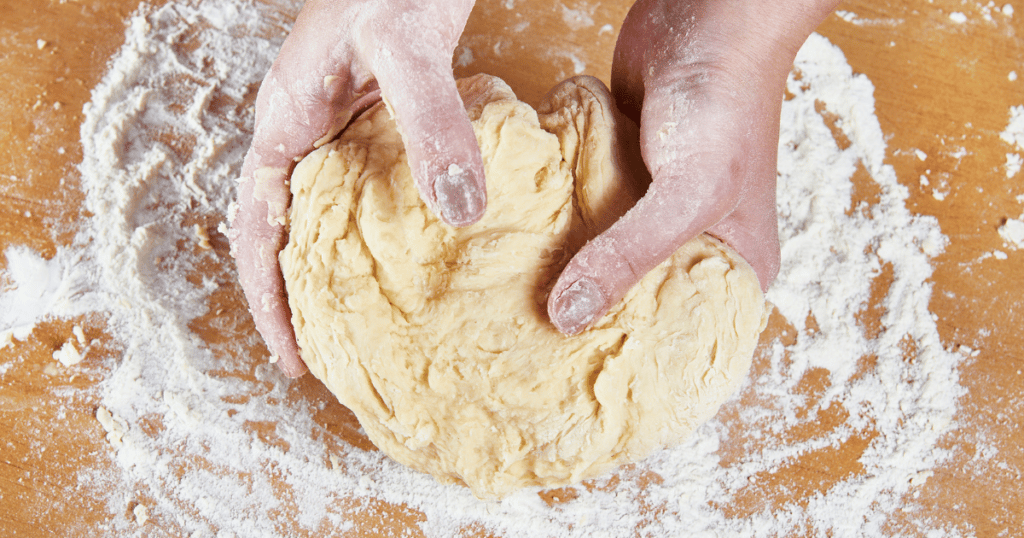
[281,74,767,499]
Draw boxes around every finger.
[358,20,486,227]
[231,159,307,377]
[229,60,345,378]
[548,81,783,335]
[547,174,735,335]
[375,60,486,226]
[229,20,384,377]
[548,157,778,339]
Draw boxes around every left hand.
[229,0,484,377]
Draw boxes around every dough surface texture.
[281,74,767,499]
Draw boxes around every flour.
[999,107,1024,247]
[560,3,596,31]
[0,1,970,536]
[52,340,85,366]
[0,246,76,342]
[1002,105,1024,179]
[999,217,1024,248]
[832,10,904,27]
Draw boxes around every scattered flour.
[976,1,1016,21]
[133,504,150,526]
[1006,152,1023,178]
[52,340,85,366]
[96,406,128,448]
[998,107,1024,249]
[0,1,971,537]
[560,3,595,31]
[1002,105,1024,179]
[999,217,1024,248]
[454,45,475,68]
[0,246,79,342]
[835,10,858,23]
[832,10,904,27]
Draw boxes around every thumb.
[547,164,780,336]
[362,43,486,226]
[547,179,726,336]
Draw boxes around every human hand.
[229,0,484,377]
[547,0,841,335]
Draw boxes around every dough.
[281,74,767,499]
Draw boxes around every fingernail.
[550,277,606,335]
[277,354,308,378]
[435,164,485,226]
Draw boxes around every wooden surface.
[2,0,1022,536]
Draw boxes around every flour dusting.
[0,1,970,536]
[1002,105,1024,179]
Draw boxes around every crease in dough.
[281,74,768,499]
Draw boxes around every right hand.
[229,0,485,377]
[547,0,840,335]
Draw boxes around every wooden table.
[2,0,1022,536]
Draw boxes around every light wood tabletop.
[1,0,1021,536]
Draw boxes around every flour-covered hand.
[229,0,483,376]
[548,0,842,335]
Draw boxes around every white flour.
[0,1,972,536]
[1002,105,1024,179]
[1000,107,1024,247]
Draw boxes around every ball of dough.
[281,74,767,499]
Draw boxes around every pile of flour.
[0,1,970,536]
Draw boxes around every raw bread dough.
[281,74,767,499]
